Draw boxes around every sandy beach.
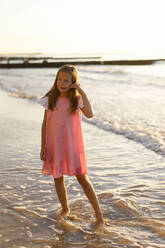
[0,86,165,247]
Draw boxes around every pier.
[0,55,163,68]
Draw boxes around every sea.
[0,54,165,248]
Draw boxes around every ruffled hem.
[42,169,87,178]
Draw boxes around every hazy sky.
[1,0,165,56]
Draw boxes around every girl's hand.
[70,83,82,93]
[71,83,93,118]
[40,147,46,161]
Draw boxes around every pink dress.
[38,96,87,178]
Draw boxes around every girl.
[39,64,104,226]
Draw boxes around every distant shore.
[0,55,164,68]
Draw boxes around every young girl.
[39,64,104,226]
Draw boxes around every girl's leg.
[76,175,104,224]
[54,176,69,216]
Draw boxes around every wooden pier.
[0,56,163,68]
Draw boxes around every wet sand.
[0,90,165,248]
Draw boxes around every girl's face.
[57,71,73,96]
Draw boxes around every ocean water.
[0,62,165,247]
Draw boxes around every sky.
[1,0,165,57]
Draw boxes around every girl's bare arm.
[70,84,93,118]
[41,110,47,147]
[40,110,47,160]
[78,89,93,118]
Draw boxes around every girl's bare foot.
[94,221,105,232]
[56,209,70,219]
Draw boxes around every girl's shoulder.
[38,96,48,109]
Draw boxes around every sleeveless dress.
[38,96,87,178]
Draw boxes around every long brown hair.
[44,64,79,113]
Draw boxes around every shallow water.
[0,90,165,248]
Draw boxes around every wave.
[83,116,165,157]
[78,66,127,75]
[111,69,126,74]
[9,91,36,100]
[0,81,16,93]
[0,82,37,100]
